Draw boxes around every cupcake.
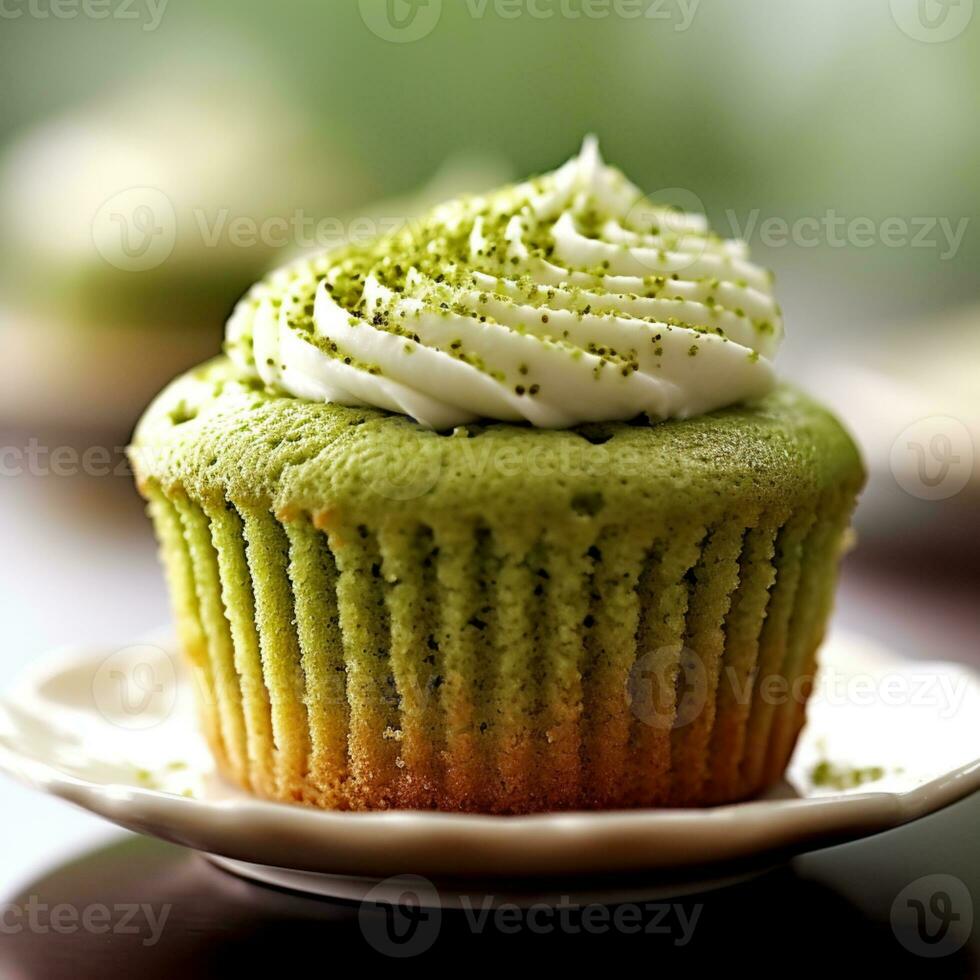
[130,138,864,813]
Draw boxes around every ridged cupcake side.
[132,360,863,812]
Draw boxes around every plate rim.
[1,638,978,878]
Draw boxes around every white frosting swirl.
[226,137,782,429]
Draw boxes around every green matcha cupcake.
[131,139,863,813]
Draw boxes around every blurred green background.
[2,0,978,315]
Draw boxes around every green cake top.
[223,137,783,430]
[132,357,862,530]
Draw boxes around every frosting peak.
[226,138,782,429]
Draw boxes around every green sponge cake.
[131,139,864,812]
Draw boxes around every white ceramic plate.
[0,631,977,903]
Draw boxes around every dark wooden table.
[0,789,975,975]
